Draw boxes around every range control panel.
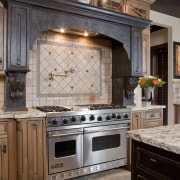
[46,110,131,127]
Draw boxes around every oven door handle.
[84,126,128,133]
[48,130,83,138]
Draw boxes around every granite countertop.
[0,105,165,119]
[127,105,166,111]
[0,108,46,119]
[127,124,180,155]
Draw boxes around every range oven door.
[83,124,129,166]
[47,128,83,174]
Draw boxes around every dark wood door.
[151,44,168,125]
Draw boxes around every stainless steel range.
[37,104,131,180]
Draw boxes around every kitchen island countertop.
[127,124,180,155]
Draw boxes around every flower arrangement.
[138,76,166,88]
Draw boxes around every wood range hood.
[0,0,150,111]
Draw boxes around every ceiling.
[150,0,180,19]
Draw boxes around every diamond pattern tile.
[37,40,102,97]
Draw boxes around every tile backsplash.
[26,30,112,108]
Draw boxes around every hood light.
[60,28,65,33]
[84,31,88,37]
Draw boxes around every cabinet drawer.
[0,122,8,136]
[137,147,180,180]
[144,120,163,128]
[144,110,162,120]
[132,112,141,119]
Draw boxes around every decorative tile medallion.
[37,40,102,97]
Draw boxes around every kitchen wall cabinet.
[0,119,16,180]
[16,118,46,180]
[131,140,180,180]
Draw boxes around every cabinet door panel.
[0,138,8,180]
[0,7,4,70]
[8,5,28,69]
[142,28,150,76]
[28,120,44,180]
[132,112,142,129]
[17,121,27,180]
[131,28,142,76]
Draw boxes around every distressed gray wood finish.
[1,0,150,111]
[0,7,4,70]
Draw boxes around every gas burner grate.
[36,106,72,112]
[76,104,126,110]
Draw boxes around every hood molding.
[1,0,150,111]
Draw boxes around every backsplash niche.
[27,30,112,107]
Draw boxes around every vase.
[142,87,154,107]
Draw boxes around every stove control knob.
[112,113,116,118]
[52,119,58,126]
[71,116,76,123]
[81,115,86,122]
[123,114,129,118]
[97,116,102,121]
[106,115,111,120]
[117,115,121,119]
[89,115,95,121]
[63,119,68,125]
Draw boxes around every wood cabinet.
[16,118,46,180]
[129,108,163,169]
[131,140,180,180]
[0,122,8,180]
[0,119,16,180]
[142,27,150,76]
[131,108,163,130]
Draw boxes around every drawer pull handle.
[33,123,38,127]
[2,145,7,154]
[0,57,2,64]
[150,114,155,117]
[150,158,157,163]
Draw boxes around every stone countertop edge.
[0,108,46,119]
[127,105,166,111]
[0,105,166,119]
[127,124,180,155]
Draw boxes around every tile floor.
[72,168,131,180]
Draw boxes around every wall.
[26,30,112,108]
[150,28,168,47]
[150,10,180,124]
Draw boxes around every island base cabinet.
[131,140,180,180]
[17,118,46,180]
